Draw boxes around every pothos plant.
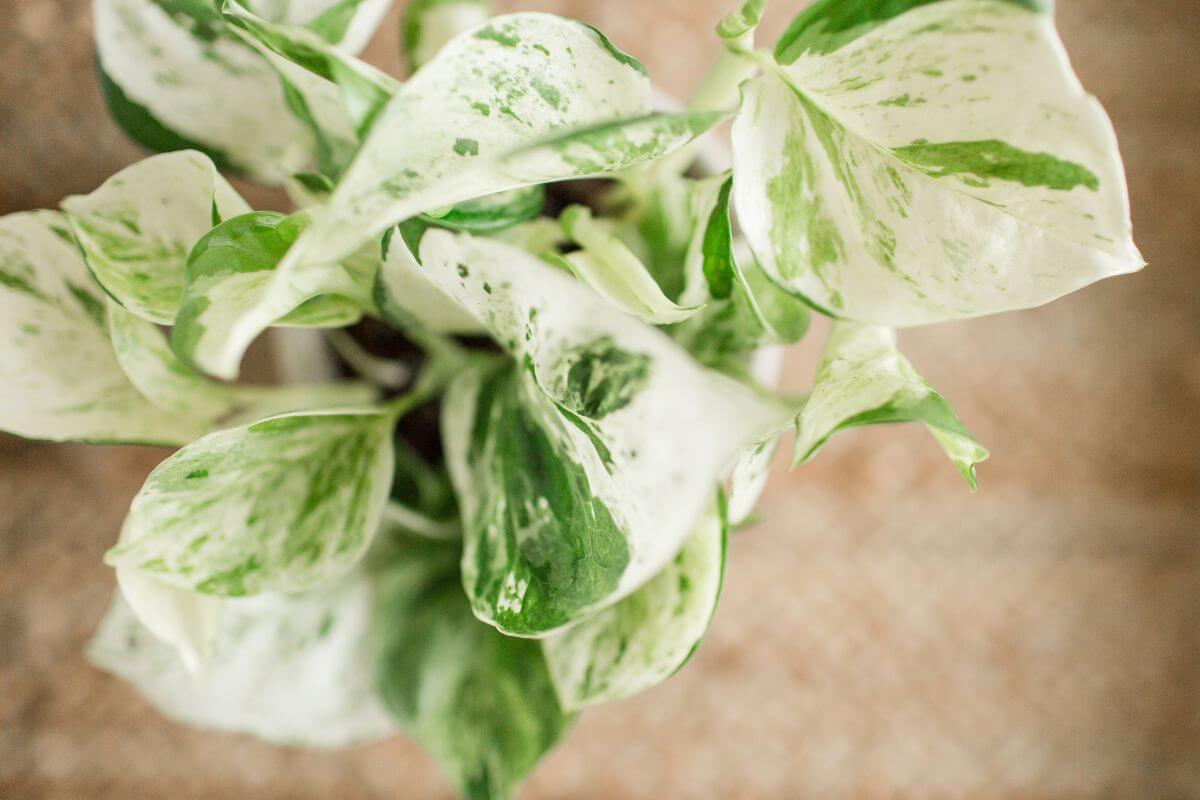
[1,0,1140,796]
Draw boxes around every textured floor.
[2,0,1198,798]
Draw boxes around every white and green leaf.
[726,434,778,525]
[374,219,486,335]
[94,0,391,182]
[89,567,396,747]
[105,408,396,595]
[61,151,251,324]
[427,230,784,636]
[795,321,988,488]
[374,535,571,800]
[0,211,201,445]
[402,0,492,71]
[733,0,1141,326]
[108,299,375,427]
[196,15,728,379]
[558,205,701,325]
[220,0,400,139]
[171,210,376,379]
[543,498,726,711]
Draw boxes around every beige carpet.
[2,1,1197,797]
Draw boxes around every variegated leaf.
[402,0,492,71]
[717,0,768,41]
[114,566,223,676]
[558,205,701,325]
[427,230,783,636]
[220,0,400,138]
[726,434,778,525]
[796,321,988,487]
[374,535,571,800]
[543,499,726,711]
[108,299,375,427]
[171,210,376,379]
[374,221,486,335]
[672,175,809,382]
[192,16,726,379]
[0,211,201,445]
[105,409,396,595]
[61,151,251,324]
[734,0,1141,326]
[89,567,396,747]
[94,0,390,182]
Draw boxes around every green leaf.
[794,321,988,488]
[422,186,545,234]
[60,151,251,324]
[402,0,493,71]
[543,498,726,711]
[630,173,694,301]
[105,409,396,596]
[425,230,784,635]
[733,0,1141,327]
[0,211,200,445]
[558,205,702,325]
[374,535,571,800]
[171,210,375,379]
[89,567,396,747]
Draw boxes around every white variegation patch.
[106,408,395,595]
[426,230,784,635]
[543,500,725,710]
[733,0,1142,326]
[89,568,396,747]
[61,151,251,324]
[0,211,201,445]
[115,566,223,676]
[796,321,988,487]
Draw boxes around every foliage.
[1,0,1141,797]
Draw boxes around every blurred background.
[2,0,1197,797]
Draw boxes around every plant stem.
[650,35,758,180]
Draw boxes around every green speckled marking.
[555,336,650,420]
[775,0,1050,63]
[374,536,572,800]
[893,139,1100,191]
[455,364,629,635]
